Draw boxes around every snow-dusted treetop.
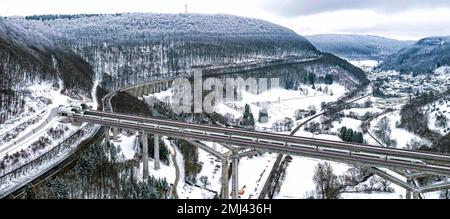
[0,17,52,47]
[8,13,313,45]
[306,34,414,60]
[30,13,298,34]
[0,17,54,62]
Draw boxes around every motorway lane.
[81,110,450,162]
[68,113,450,176]
[0,108,59,157]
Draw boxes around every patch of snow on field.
[343,108,383,117]
[370,111,429,149]
[218,85,347,130]
[115,133,138,160]
[137,158,176,185]
[174,143,216,199]
[274,156,350,199]
[349,60,379,69]
[332,117,362,133]
[422,99,450,135]
[238,153,279,199]
[194,142,229,194]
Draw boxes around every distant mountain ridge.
[378,36,450,75]
[306,34,414,60]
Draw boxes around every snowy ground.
[0,124,100,197]
[194,144,224,193]
[275,156,350,199]
[111,133,176,188]
[143,83,351,199]
[112,130,217,199]
[0,81,97,175]
[147,76,448,199]
[175,141,216,199]
[343,107,383,117]
[349,60,379,71]
[213,84,351,199]
[369,111,430,149]
[236,153,279,199]
[0,81,93,152]
[216,84,347,131]
[212,84,366,199]
[0,80,102,197]
[332,117,362,133]
[421,99,450,135]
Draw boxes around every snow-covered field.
[212,84,372,199]
[275,156,350,199]
[332,117,362,133]
[217,84,347,130]
[343,107,383,117]
[349,60,379,72]
[369,111,430,149]
[421,99,450,135]
[194,143,225,193]
[112,133,175,187]
[237,153,279,199]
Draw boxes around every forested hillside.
[1,13,368,124]
[307,34,414,60]
[10,13,321,90]
[378,36,450,75]
[0,17,93,123]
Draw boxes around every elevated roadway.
[58,109,450,176]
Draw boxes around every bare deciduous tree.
[313,162,343,199]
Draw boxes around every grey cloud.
[265,0,450,17]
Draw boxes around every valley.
[1,11,449,200]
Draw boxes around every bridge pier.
[142,132,149,179]
[105,127,110,144]
[406,179,413,199]
[406,190,412,199]
[113,127,119,141]
[231,156,239,199]
[221,160,229,199]
[154,134,160,170]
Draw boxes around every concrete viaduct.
[56,76,450,199]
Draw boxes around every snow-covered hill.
[0,17,54,61]
[1,13,368,122]
[378,36,450,75]
[4,13,369,91]
[306,34,414,60]
[16,13,312,43]
[0,18,94,124]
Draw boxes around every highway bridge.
[58,108,450,177]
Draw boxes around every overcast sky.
[2,0,450,40]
